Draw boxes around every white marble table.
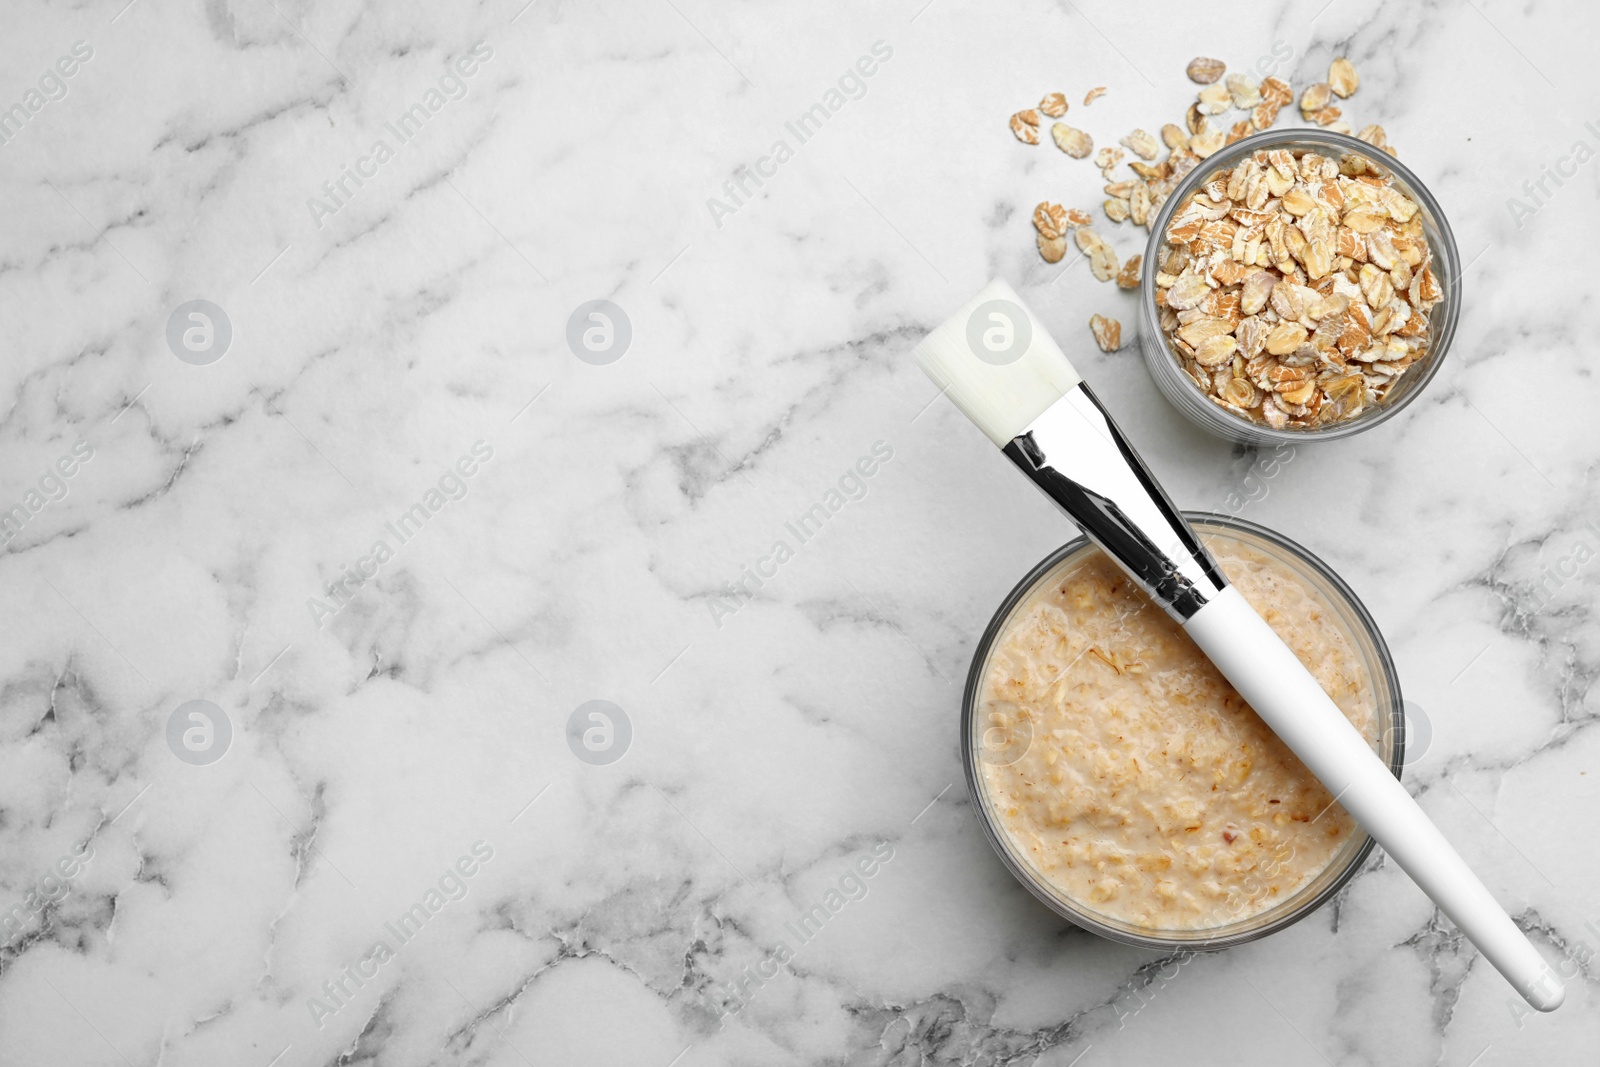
[1,0,1596,1063]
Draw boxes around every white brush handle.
[1186,587,1564,1012]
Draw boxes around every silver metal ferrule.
[1001,383,1228,621]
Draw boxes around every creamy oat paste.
[978,534,1377,930]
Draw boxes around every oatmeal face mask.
[977,529,1376,930]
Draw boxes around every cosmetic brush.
[915,278,1564,1012]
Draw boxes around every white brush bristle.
[913,279,1082,447]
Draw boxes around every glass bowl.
[961,512,1405,951]
[1137,129,1461,446]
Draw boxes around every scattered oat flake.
[1187,57,1226,84]
[1121,129,1160,160]
[1198,83,1232,114]
[1225,74,1261,110]
[1040,92,1069,118]
[1190,128,1225,157]
[1090,314,1122,352]
[1033,201,1070,239]
[1052,123,1093,158]
[1329,57,1359,98]
[1129,183,1152,227]
[1084,86,1108,105]
[1038,232,1067,263]
[1300,83,1332,115]
[1250,99,1282,131]
[1064,207,1093,227]
[1089,242,1119,282]
[1116,254,1143,289]
[1010,110,1041,144]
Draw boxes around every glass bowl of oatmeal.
[1137,129,1461,445]
[963,513,1405,950]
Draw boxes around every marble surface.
[2,0,1598,1063]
